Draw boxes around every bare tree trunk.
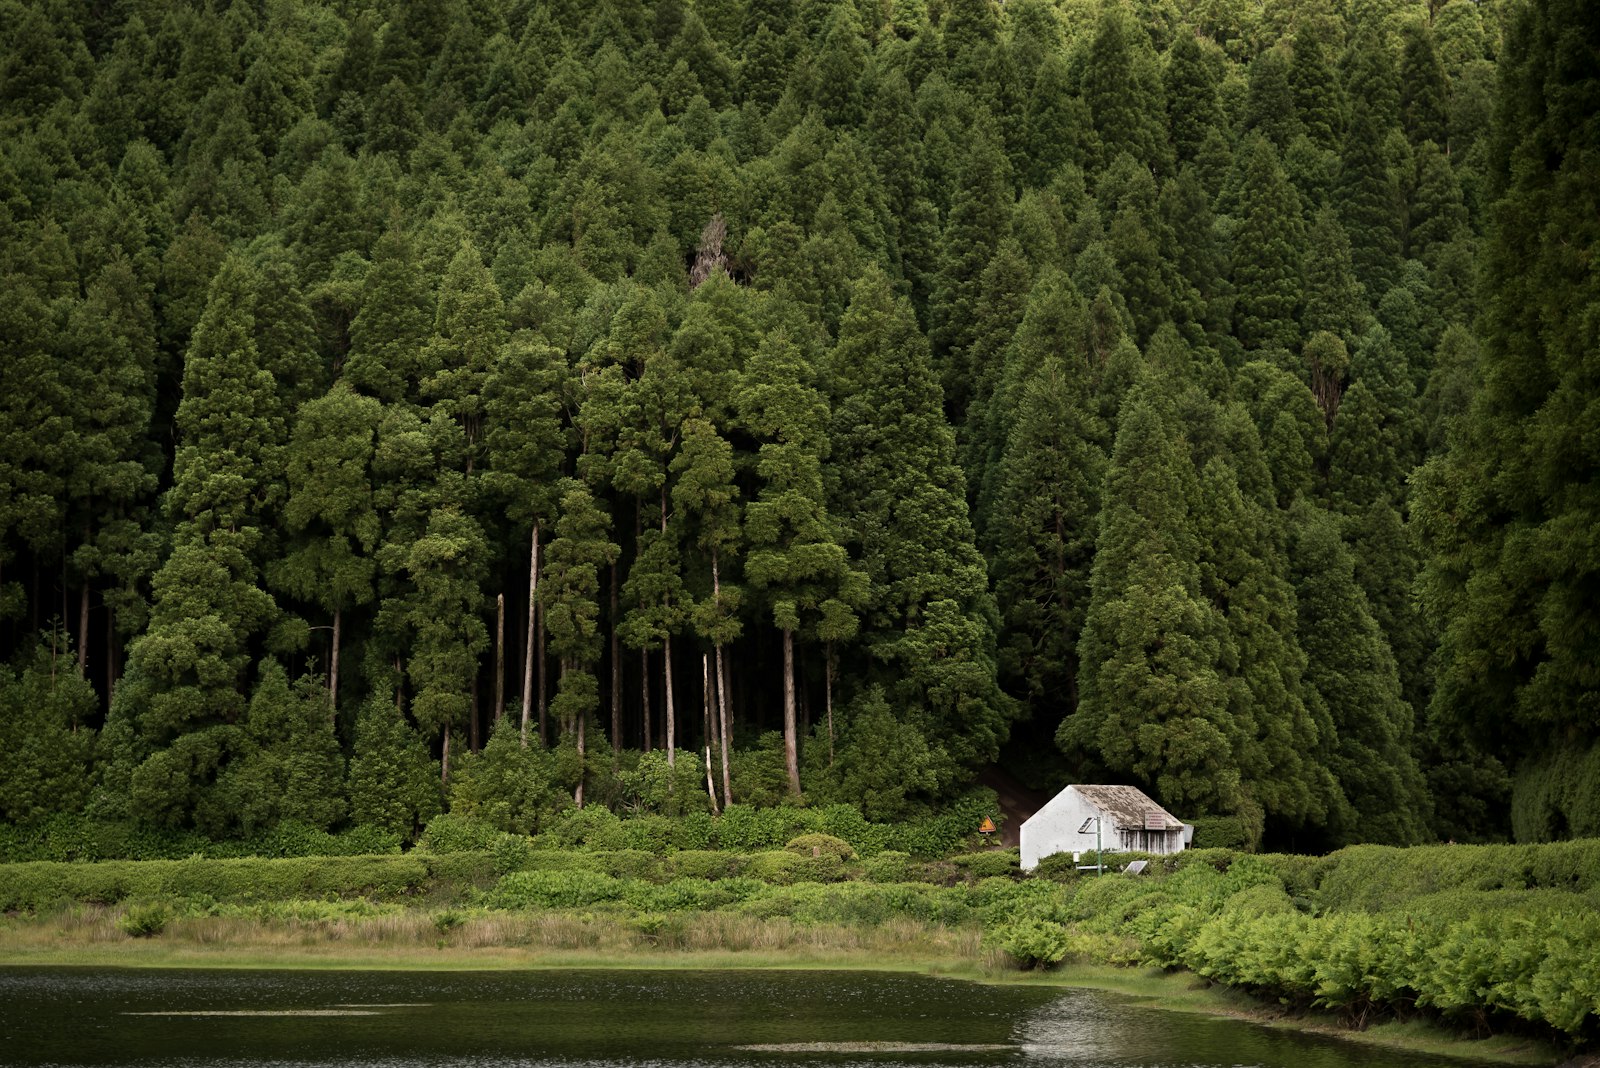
[330,607,341,725]
[660,492,675,769]
[716,643,732,805]
[610,562,621,753]
[664,633,676,769]
[441,730,451,786]
[783,628,800,795]
[105,604,116,704]
[711,549,732,802]
[521,522,538,746]
[826,640,835,766]
[702,653,719,813]
[536,599,547,745]
[394,657,404,712]
[575,667,586,810]
[641,647,652,751]
[77,580,89,678]
[494,593,505,725]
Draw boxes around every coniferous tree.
[1062,382,1238,815]
[987,355,1103,723]
[0,637,97,823]
[214,658,346,834]
[348,694,440,839]
[1291,503,1429,845]
[271,383,383,715]
[1415,0,1600,838]
[1233,138,1305,352]
[123,255,284,831]
[830,272,1010,784]
[741,331,863,793]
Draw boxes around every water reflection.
[0,967,1497,1068]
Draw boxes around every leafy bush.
[540,806,626,851]
[593,849,667,882]
[0,855,440,911]
[742,851,807,885]
[668,850,744,881]
[491,835,534,875]
[989,917,1071,968]
[861,851,915,882]
[1188,816,1254,850]
[117,901,170,937]
[1031,852,1082,881]
[618,816,677,854]
[784,833,856,862]
[952,849,1019,879]
[486,869,628,909]
[417,814,502,854]
[889,790,1000,858]
[711,805,814,851]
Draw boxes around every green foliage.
[118,901,170,938]
[784,833,856,862]
[0,0,1529,861]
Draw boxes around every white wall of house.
[1020,787,1112,871]
[1020,786,1190,870]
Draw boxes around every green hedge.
[0,853,502,911]
[0,815,402,863]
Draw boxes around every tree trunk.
[703,653,719,813]
[575,665,586,810]
[664,633,676,768]
[77,580,89,678]
[660,491,675,768]
[441,730,451,786]
[711,548,732,802]
[536,598,547,745]
[330,607,341,725]
[394,657,404,712]
[641,647,652,751]
[716,643,732,805]
[104,604,116,705]
[494,593,505,724]
[783,628,800,795]
[720,652,734,799]
[610,561,621,753]
[521,522,538,746]
[826,640,835,766]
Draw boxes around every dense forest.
[0,0,1593,853]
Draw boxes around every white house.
[1020,784,1193,871]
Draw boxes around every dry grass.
[0,901,987,971]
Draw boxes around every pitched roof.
[1072,785,1184,831]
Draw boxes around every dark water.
[0,967,1493,1068]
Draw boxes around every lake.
[0,967,1497,1067]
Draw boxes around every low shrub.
[668,850,745,881]
[618,816,677,854]
[951,849,1019,879]
[784,833,856,862]
[117,901,170,938]
[861,851,914,883]
[988,917,1070,968]
[486,869,628,909]
[593,849,667,882]
[417,815,501,855]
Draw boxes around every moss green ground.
[0,905,1562,1067]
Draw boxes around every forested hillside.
[0,0,1591,852]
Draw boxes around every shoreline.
[0,939,1561,1066]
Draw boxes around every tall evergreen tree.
[1062,382,1238,815]
[1415,0,1600,837]
[830,272,1011,783]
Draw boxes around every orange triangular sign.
[978,817,996,834]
